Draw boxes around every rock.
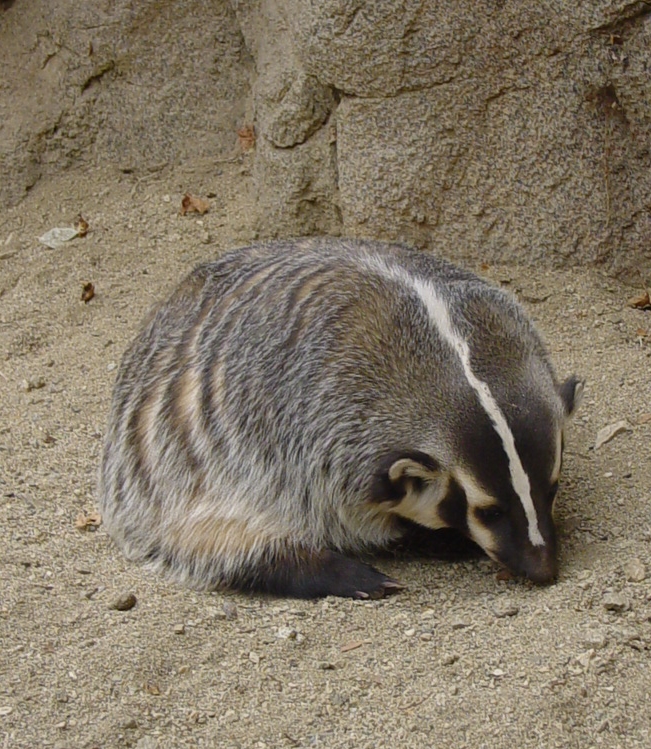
[109,592,137,611]
[173,623,186,635]
[581,630,608,650]
[276,626,298,640]
[135,738,159,749]
[20,377,45,392]
[492,600,520,618]
[623,559,646,583]
[451,619,471,630]
[222,601,238,620]
[602,593,628,613]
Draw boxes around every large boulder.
[237,0,651,280]
[0,0,251,202]
[2,0,650,280]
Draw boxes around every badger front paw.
[245,549,404,600]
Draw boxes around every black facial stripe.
[458,409,514,505]
[437,479,469,536]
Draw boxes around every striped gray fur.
[98,238,581,597]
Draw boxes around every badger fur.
[98,238,582,599]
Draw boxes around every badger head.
[372,375,583,584]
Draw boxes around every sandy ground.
[1,161,650,749]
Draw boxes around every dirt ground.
[1,160,650,749]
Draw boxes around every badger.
[98,238,582,599]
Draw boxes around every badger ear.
[369,450,441,505]
[559,376,584,418]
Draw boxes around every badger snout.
[520,545,558,585]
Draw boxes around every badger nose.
[522,547,558,585]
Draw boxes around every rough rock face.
[2,0,650,279]
[0,0,252,201]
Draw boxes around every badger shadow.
[379,521,487,563]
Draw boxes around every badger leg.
[245,549,403,600]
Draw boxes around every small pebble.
[21,377,46,392]
[110,592,137,611]
[173,623,186,635]
[581,630,608,650]
[451,619,471,630]
[318,662,336,670]
[602,593,628,613]
[404,628,416,637]
[248,651,260,664]
[449,685,459,695]
[492,601,520,618]
[276,626,297,640]
[223,601,238,620]
[441,654,459,666]
[205,605,226,620]
[419,632,432,642]
[623,558,646,583]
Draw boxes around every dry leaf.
[237,125,256,151]
[636,328,648,337]
[144,683,161,696]
[75,511,102,531]
[38,227,79,249]
[594,420,631,450]
[76,215,89,237]
[180,194,210,216]
[81,282,95,303]
[628,290,651,310]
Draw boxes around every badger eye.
[476,506,506,524]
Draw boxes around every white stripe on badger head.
[359,254,544,547]
[411,277,545,547]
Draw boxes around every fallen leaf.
[76,215,90,237]
[180,194,210,216]
[628,290,651,310]
[237,125,256,151]
[636,328,648,337]
[144,683,161,696]
[81,282,95,303]
[594,420,631,450]
[75,511,102,531]
[38,227,79,249]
